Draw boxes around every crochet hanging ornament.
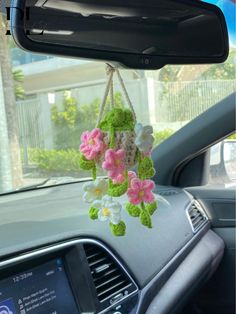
[79,65,157,236]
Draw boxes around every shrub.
[28,148,81,174]
[153,129,175,146]
[28,128,175,175]
[28,148,105,177]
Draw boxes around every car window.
[0,8,235,194]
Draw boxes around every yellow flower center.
[115,159,121,166]
[138,190,145,198]
[88,139,95,145]
[102,207,110,217]
[95,188,101,195]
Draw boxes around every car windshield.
[0,2,235,194]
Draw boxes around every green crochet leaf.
[109,221,126,236]
[138,156,156,179]
[99,108,134,131]
[140,210,152,228]
[108,178,128,197]
[79,154,95,170]
[146,201,158,215]
[107,108,126,127]
[126,203,141,217]
[91,166,97,180]
[124,108,134,124]
[89,206,99,220]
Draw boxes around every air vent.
[187,200,208,233]
[84,243,138,310]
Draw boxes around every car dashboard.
[0,183,224,314]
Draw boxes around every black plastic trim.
[11,0,229,69]
[0,238,139,314]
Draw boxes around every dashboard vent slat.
[84,243,138,308]
[98,283,133,303]
[187,200,208,233]
[95,274,122,289]
[87,251,102,260]
[93,268,118,282]
[97,279,127,297]
[88,256,109,267]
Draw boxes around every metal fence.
[154,80,235,123]
[17,98,45,150]
[16,79,235,154]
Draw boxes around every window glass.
[0,10,235,194]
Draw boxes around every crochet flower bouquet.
[79,66,157,236]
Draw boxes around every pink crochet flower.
[112,169,136,185]
[128,171,137,187]
[112,172,126,184]
[102,149,126,181]
[80,128,105,160]
[127,178,155,205]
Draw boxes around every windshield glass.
[0,3,235,194]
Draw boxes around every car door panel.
[185,186,235,313]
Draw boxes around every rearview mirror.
[11,0,229,69]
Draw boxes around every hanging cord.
[96,64,137,126]
[115,69,136,122]
[110,75,114,109]
[96,65,115,126]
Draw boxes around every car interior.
[0,0,235,313]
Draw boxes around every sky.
[204,0,236,47]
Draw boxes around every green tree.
[159,65,182,82]
[51,91,80,149]
[159,49,236,82]
[201,49,236,80]
[79,97,100,131]
[13,69,25,100]
[51,91,79,129]
[51,91,126,150]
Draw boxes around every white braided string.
[115,69,136,122]
[96,64,136,126]
[96,65,115,126]
[110,75,114,109]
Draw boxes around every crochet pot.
[102,130,138,168]
[96,105,138,168]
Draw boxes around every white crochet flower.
[92,195,122,225]
[83,178,108,203]
[135,123,154,152]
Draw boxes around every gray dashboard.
[0,183,196,286]
[0,182,224,313]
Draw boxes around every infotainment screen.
[0,258,79,314]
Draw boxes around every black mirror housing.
[10,0,229,69]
